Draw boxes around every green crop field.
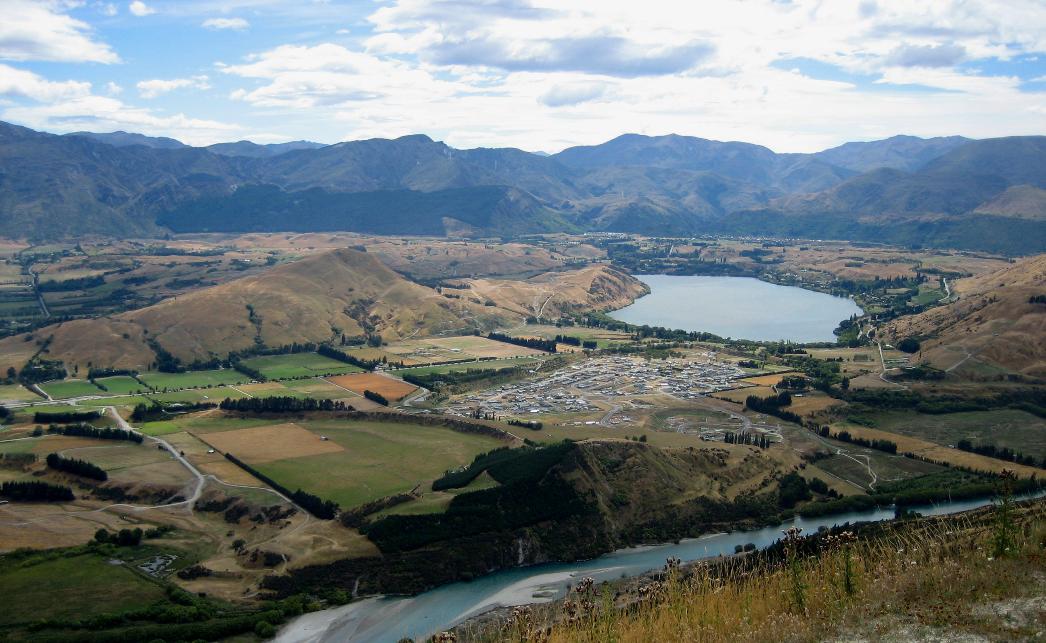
[94,375,151,395]
[0,552,168,626]
[250,419,504,509]
[239,352,364,380]
[139,369,251,391]
[395,356,545,377]
[857,409,1046,460]
[39,379,103,399]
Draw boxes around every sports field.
[239,352,363,380]
[327,373,417,400]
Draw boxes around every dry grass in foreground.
[472,499,1046,642]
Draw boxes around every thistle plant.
[782,526,806,613]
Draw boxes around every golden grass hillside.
[460,264,648,320]
[0,249,647,373]
[886,253,1046,377]
[0,248,506,372]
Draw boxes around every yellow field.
[785,393,844,416]
[738,373,787,386]
[714,386,775,403]
[199,423,345,463]
[326,373,417,400]
[427,335,545,358]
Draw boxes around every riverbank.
[275,489,1040,643]
[453,495,1046,641]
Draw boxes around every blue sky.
[2,0,1045,152]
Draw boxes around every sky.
[1,0,1045,152]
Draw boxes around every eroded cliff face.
[458,264,649,320]
[264,441,784,597]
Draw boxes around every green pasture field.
[39,379,103,399]
[139,369,251,391]
[250,419,504,509]
[0,552,168,626]
[909,284,946,307]
[854,409,1046,460]
[374,471,501,518]
[239,352,364,380]
[146,386,247,405]
[395,356,545,377]
[94,375,150,395]
[137,415,277,437]
[815,451,945,491]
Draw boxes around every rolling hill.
[0,248,646,373]
[885,253,1046,378]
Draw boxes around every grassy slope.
[0,553,167,626]
[520,502,1046,643]
[887,253,1046,377]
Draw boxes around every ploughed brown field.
[326,373,418,401]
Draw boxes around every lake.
[608,275,863,343]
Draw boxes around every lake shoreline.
[607,274,863,343]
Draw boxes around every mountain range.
[2,121,1044,253]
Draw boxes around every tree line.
[46,453,107,481]
[957,439,1042,468]
[724,431,772,448]
[363,390,389,406]
[745,392,802,424]
[219,396,353,414]
[47,423,143,443]
[34,410,102,424]
[486,332,556,353]
[1,480,74,502]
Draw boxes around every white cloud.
[202,17,249,31]
[128,1,155,17]
[540,82,608,107]
[0,64,91,102]
[101,3,118,17]
[0,0,118,63]
[0,64,238,145]
[105,81,122,94]
[137,75,211,98]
